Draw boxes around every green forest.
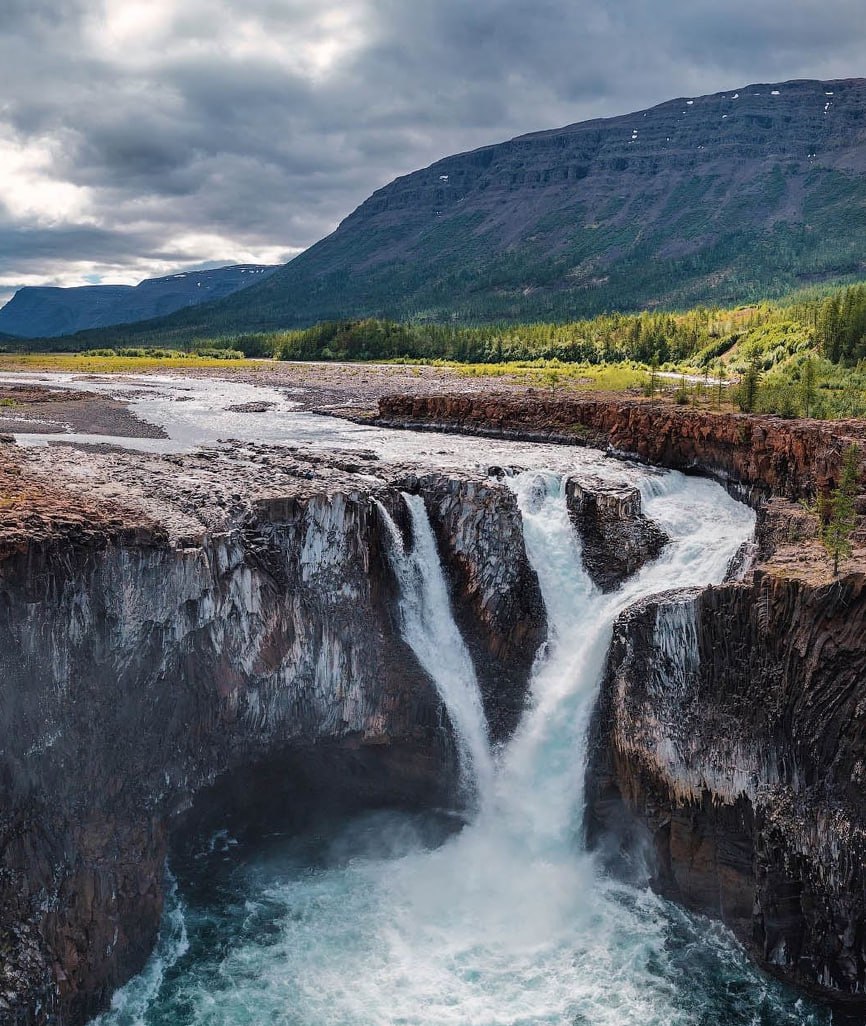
[204,281,866,373]
[10,280,866,420]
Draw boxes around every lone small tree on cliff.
[818,444,860,575]
[716,362,727,410]
[544,367,561,392]
[648,350,660,399]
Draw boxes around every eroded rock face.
[0,444,539,1025]
[377,392,866,1009]
[376,393,866,499]
[400,471,546,740]
[586,572,866,1008]
[564,474,668,591]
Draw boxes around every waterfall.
[104,469,779,1026]
[377,494,495,807]
[493,471,603,847]
[498,468,756,846]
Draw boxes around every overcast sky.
[1,0,864,305]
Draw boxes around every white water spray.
[496,468,754,846]
[103,466,819,1026]
[377,494,495,806]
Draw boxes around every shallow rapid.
[94,463,831,1026]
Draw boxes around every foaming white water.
[91,869,188,1026]
[377,494,494,805]
[495,469,754,851]
[100,467,813,1026]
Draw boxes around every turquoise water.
[95,470,831,1026]
[101,810,829,1026]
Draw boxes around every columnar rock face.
[6,393,866,1018]
[564,474,668,591]
[378,393,866,1009]
[587,569,866,1006]
[0,444,542,1025]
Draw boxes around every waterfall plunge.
[377,493,495,808]
[101,468,814,1026]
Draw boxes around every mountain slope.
[0,264,278,339]
[41,78,866,344]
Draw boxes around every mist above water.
[94,461,828,1026]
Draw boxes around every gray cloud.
[0,0,864,306]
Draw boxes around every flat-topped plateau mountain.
[52,77,866,346]
[0,264,277,339]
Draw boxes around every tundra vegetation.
[4,281,866,419]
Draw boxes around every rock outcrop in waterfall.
[564,475,668,591]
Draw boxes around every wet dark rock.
[586,573,866,1012]
[0,443,540,1024]
[399,470,547,740]
[564,474,668,591]
[376,392,866,500]
[379,390,866,1010]
[226,400,275,413]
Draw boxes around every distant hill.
[30,78,866,347]
[0,265,278,339]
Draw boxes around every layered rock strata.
[0,442,545,1025]
[376,393,866,498]
[378,393,866,1008]
[564,474,668,591]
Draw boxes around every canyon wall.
[7,390,866,1017]
[376,393,866,498]
[0,444,545,1025]
[377,392,866,1010]
[586,571,866,1006]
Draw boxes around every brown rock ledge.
[375,392,866,502]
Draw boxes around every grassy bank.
[0,353,265,374]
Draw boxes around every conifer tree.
[648,350,659,399]
[800,356,817,418]
[716,362,727,410]
[819,445,860,575]
[735,357,762,413]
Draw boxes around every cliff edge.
[376,391,866,1009]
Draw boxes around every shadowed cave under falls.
[94,469,829,1026]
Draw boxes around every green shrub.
[194,348,244,360]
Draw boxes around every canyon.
[1,377,864,1023]
[376,391,866,1011]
